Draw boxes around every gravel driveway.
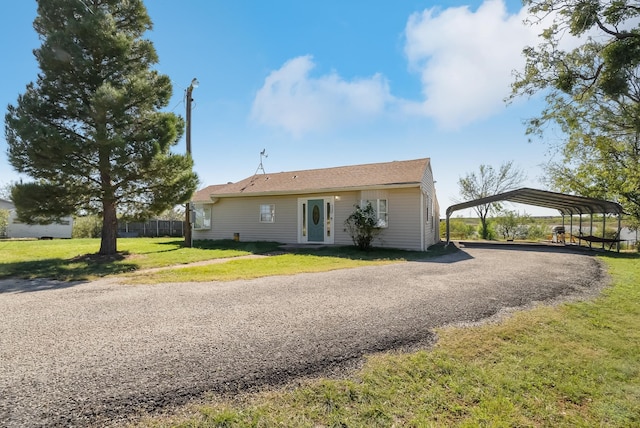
[0,245,606,427]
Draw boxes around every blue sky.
[0,0,562,216]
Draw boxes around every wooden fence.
[117,220,185,238]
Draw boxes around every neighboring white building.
[0,198,73,239]
[192,158,440,251]
[0,198,12,210]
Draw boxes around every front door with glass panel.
[307,199,324,242]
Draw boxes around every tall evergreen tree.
[5,0,197,255]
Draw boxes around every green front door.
[307,199,324,242]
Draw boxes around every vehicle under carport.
[445,187,625,251]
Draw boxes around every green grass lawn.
[121,253,397,284]
[0,237,452,282]
[135,252,640,427]
[0,238,283,281]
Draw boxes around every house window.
[193,205,211,230]
[363,199,388,228]
[260,204,275,223]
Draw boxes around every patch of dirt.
[70,252,129,263]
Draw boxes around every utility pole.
[184,78,198,248]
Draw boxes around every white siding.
[333,192,360,246]
[337,188,425,251]
[0,199,13,210]
[371,188,422,251]
[193,196,299,243]
[420,162,440,248]
[7,211,73,239]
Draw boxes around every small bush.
[0,209,8,238]
[443,218,477,240]
[73,216,102,238]
[345,203,382,251]
[525,223,548,240]
[478,219,497,240]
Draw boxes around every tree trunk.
[480,216,489,240]
[99,199,118,255]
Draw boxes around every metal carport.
[445,187,625,250]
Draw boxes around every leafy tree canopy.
[5,0,198,254]
[457,161,526,239]
[511,0,640,228]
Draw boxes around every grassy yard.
[135,252,640,427]
[0,237,452,282]
[0,238,282,281]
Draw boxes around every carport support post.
[570,215,573,244]
[589,213,594,249]
[446,215,450,245]
[579,214,583,247]
[618,215,622,252]
[602,214,606,250]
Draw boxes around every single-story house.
[0,198,73,239]
[192,158,440,251]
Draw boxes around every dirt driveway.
[0,245,606,427]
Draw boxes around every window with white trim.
[259,204,275,223]
[193,205,211,230]
[362,199,388,228]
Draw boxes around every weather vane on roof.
[255,149,268,175]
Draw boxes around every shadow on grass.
[0,253,139,288]
[456,240,632,256]
[0,240,282,286]
[192,239,284,254]
[0,240,462,291]
[597,250,640,260]
[283,241,462,262]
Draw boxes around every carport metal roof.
[445,187,625,247]
[446,187,624,217]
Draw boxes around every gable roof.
[193,158,431,201]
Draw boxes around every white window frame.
[259,204,275,223]
[193,204,211,230]
[362,199,388,228]
[297,196,335,244]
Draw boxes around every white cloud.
[403,0,538,129]
[251,55,393,137]
[251,1,556,136]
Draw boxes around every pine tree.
[5,0,197,255]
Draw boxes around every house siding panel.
[195,196,299,243]
[374,188,422,251]
[333,192,360,246]
[420,162,440,248]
